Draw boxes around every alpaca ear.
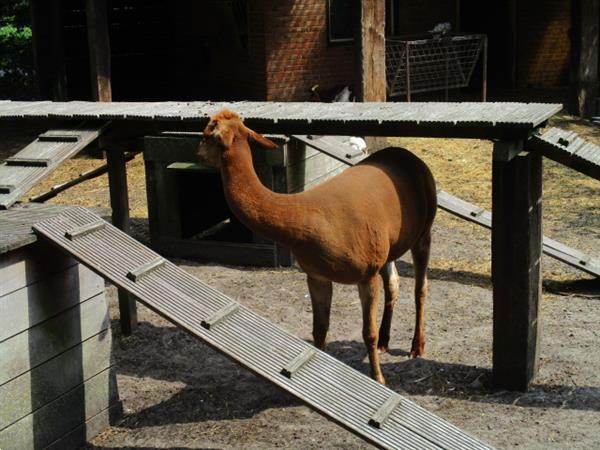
[247,129,279,150]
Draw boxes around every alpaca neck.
[220,143,303,249]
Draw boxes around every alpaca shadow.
[394,260,492,290]
[327,340,600,413]
[113,320,600,432]
[111,320,301,429]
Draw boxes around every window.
[327,0,354,43]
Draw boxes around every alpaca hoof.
[375,375,386,385]
[377,345,389,353]
[410,348,425,358]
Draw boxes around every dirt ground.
[1,112,599,449]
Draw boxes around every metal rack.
[386,33,487,101]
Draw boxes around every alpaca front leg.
[307,276,333,350]
[378,262,400,353]
[358,276,385,384]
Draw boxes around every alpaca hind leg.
[358,276,385,384]
[307,276,333,350]
[378,261,400,353]
[410,230,431,358]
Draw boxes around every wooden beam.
[571,0,600,117]
[106,150,137,335]
[491,143,543,391]
[85,0,112,102]
[355,0,386,102]
[29,0,68,100]
[354,0,386,151]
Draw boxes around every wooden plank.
[491,146,543,391]
[65,221,106,240]
[281,348,316,378]
[126,257,166,282]
[201,302,240,330]
[86,0,112,102]
[0,368,119,450]
[529,128,600,181]
[0,263,104,341]
[0,124,107,209]
[45,403,122,450]
[0,241,78,297]
[0,293,110,385]
[0,329,112,430]
[286,151,347,193]
[436,190,599,277]
[0,101,562,140]
[369,395,402,429]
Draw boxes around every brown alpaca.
[199,110,437,384]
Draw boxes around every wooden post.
[106,150,137,335]
[354,0,386,151]
[86,0,112,102]
[355,0,386,102]
[570,0,600,117]
[491,142,543,391]
[29,0,68,100]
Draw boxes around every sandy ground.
[1,112,599,449]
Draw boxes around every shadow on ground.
[112,320,600,431]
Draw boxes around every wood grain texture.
[0,241,77,297]
[0,293,110,385]
[0,329,112,430]
[491,147,543,391]
[0,367,119,450]
[0,263,104,341]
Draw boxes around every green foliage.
[0,0,34,99]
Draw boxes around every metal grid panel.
[386,34,485,97]
[32,207,494,450]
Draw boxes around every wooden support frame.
[106,150,137,335]
[86,0,112,102]
[491,142,543,391]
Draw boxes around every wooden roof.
[0,101,562,139]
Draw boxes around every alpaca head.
[199,109,278,168]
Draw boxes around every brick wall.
[259,0,356,101]
[516,0,571,88]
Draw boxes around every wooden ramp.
[293,135,599,278]
[32,207,494,450]
[529,127,600,181]
[0,123,106,209]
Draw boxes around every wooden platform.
[32,207,494,450]
[0,100,561,139]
